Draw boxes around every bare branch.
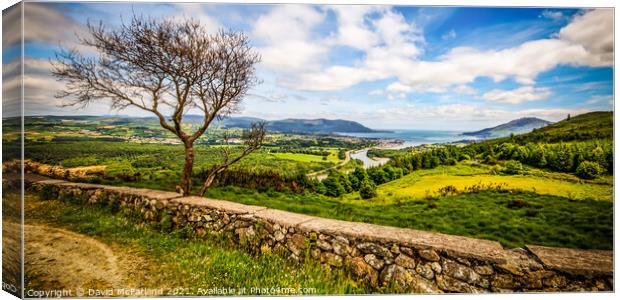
[52,15,263,196]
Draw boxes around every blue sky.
[3,3,614,130]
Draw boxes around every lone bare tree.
[52,16,265,196]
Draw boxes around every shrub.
[359,179,377,199]
[506,199,529,209]
[503,160,523,174]
[438,185,458,197]
[444,158,457,166]
[575,161,602,179]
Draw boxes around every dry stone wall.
[17,174,613,293]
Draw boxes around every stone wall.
[17,174,613,293]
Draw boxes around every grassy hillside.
[500,111,612,144]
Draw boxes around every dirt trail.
[22,223,123,291]
[2,221,161,295]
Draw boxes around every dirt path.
[22,223,124,291]
[1,221,161,295]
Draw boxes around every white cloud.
[368,89,384,96]
[386,82,413,94]
[294,7,424,91]
[559,9,613,66]
[540,10,565,21]
[585,95,613,107]
[329,5,381,50]
[173,3,221,33]
[370,103,591,129]
[482,86,552,104]
[253,5,329,73]
[283,8,612,95]
[441,29,456,40]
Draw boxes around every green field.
[271,150,340,163]
[204,184,612,250]
[360,163,613,202]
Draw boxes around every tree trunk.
[180,143,194,196]
[198,172,217,197]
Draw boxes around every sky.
[2,2,614,130]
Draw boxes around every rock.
[436,275,480,293]
[274,230,285,242]
[395,254,416,269]
[390,244,400,254]
[492,274,519,289]
[233,220,251,228]
[411,275,441,293]
[263,222,274,233]
[286,233,307,256]
[496,263,524,276]
[334,235,349,245]
[235,227,255,242]
[455,257,472,266]
[497,248,542,276]
[322,252,343,267]
[519,274,543,289]
[316,239,332,251]
[442,260,480,284]
[332,240,350,256]
[473,265,494,276]
[357,242,393,258]
[221,213,230,225]
[346,257,379,287]
[380,264,412,287]
[318,234,330,240]
[364,254,385,270]
[430,262,442,274]
[419,249,441,262]
[543,275,567,288]
[416,263,435,280]
[400,246,415,256]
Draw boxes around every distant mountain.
[218,117,376,134]
[266,118,375,134]
[463,117,551,138]
[22,114,377,134]
[218,116,264,129]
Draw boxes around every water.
[337,129,471,149]
[350,150,388,168]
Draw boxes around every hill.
[266,118,375,134]
[463,117,551,138]
[216,117,375,134]
[513,111,613,143]
[472,111,612,145]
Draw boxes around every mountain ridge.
[463,117,552,138]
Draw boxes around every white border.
[0,1,617,300]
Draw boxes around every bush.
[444,158,457,166]
[506,199,529,209]
[503,160,523,174]
[359,179,377,199]
[575,161,602,179]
